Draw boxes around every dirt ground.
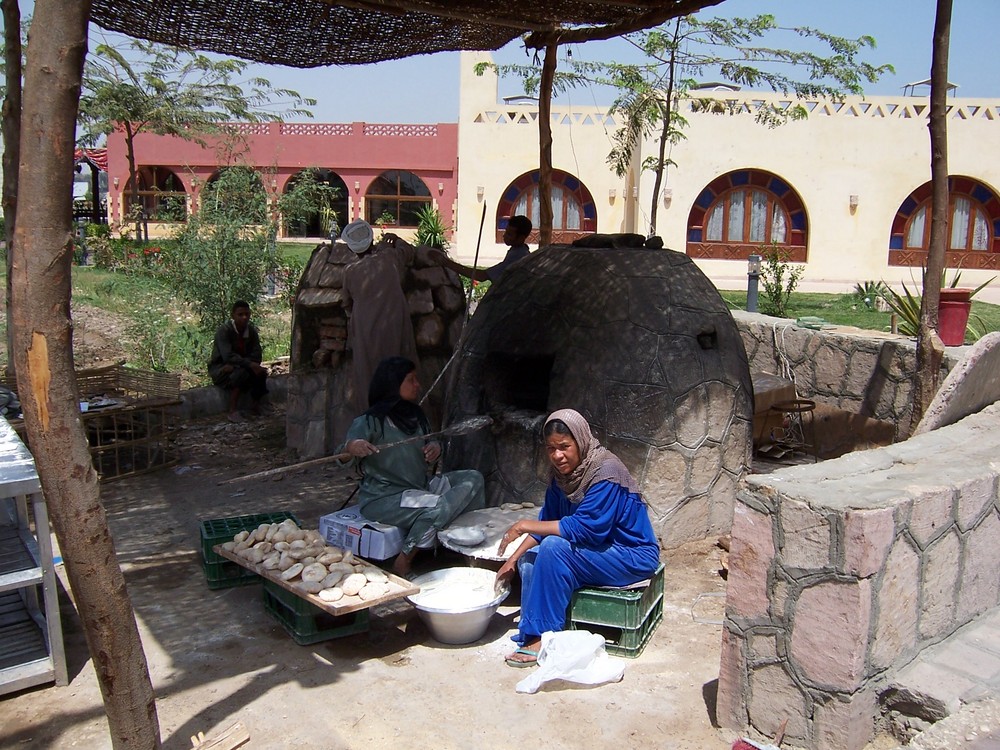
[0,406,752,750]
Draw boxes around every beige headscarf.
[545,409,639,502]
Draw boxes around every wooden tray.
[213,545,419,616]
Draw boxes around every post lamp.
[747,254,762,312]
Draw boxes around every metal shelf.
[0,419,66,696]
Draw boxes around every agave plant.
[414,205,451,250]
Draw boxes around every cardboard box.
[319,506,403,561]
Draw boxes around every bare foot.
[391,549,417,578]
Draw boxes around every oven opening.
[483,353,554,413]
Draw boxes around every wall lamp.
[662,188,673,208]
[113,177,119,189]
[354,180,361,193]
[631,186,639,199]
[438,182,444,195]
[609,188,617,203]
[849,194,859,214]
[476,185,485,202]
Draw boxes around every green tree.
[163,165,321,334]
[77,39,315,238]
[480,13,892,235]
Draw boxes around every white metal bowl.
[407,567,510,645]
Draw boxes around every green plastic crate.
[200,512,301,589]
[262,580,369,645]
[566,564,664,658]
[199,512,301,565]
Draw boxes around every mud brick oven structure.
[287,239,467,457]
[444,245,754,546]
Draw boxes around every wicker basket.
[3,362,182,481]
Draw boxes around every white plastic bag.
[515,630,626,694]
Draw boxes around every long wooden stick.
[219,416,492,485]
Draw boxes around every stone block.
[605,383,676,448]
[658,494,711,548]
[957,510,1000,622]
[708,471,739,534]
[406,288,435,315]
[705,381,740,442]
[843,350,875,398]
[908,485,955,548]
[317,262,345,288]
[955,475,997,532]
[841,507,895,578]
[790,579,871,691]
[414,313,445,349]
[319,337,346,351]
[641,448,688,520]
[748,663,809,742]
[433,282,465,313]
[303,245,330,287]
[813,344,848,393]
[725,503,774,620]
[748,632,778,664]
[689,449,721,495]
[674,384,710,450]
[919,529,960,639]
[412,265,451,287]
[871,539,920,670]
[886,661,975,720]
[813,689,876,750]
[721,416,752,475]
[311,349,331,368]
[780,500,831,571]
[716,626,748,730]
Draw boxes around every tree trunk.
[12,2,161,748]
[910,0,952,434]
[648,17,682,237]
[537,43,557,247]
[2,0,22,377]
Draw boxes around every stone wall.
[717,403,1000,750]
[733,311,960,440]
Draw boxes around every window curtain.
[706,203,723,241]
[907,205,927,248]
[749,190,768,243]
[727,189,745,242]
[951,197,971,250]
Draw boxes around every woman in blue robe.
[496,408,661,667]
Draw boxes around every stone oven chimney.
[444,245,753,547]
[287,238,466,458]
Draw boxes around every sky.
[12,0,1000,124]
[178,0,1000,123]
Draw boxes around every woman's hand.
[495,559,515,589]
[346,439,379,458]
[498,521,524,555]
[423,441,442,463]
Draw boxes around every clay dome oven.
[445,245,753,546]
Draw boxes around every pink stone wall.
[717,403,1000,750]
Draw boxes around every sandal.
[505,647,539,668]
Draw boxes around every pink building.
[105,121,459,239]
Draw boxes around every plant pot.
[938,299,971,346]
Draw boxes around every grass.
[718,288,1000,341]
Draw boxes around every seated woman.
[496,408,661,667]
[342,356,486,577]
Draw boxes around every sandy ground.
[0,407,749,750]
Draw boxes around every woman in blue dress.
[496,408,661,667]
[342,357,485,577]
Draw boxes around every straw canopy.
[88,0,725,67]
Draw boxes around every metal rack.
[0,419,67,695]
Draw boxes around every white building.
[454,51,1000,299]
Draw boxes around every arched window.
[283,168,349,238]
[704,188,789,244]
[365,170,431,228]
[496,170,596,243]
[889,177,1000,269]
[687,169,807,262]
[125,166,187,222]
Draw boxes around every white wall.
[456,51,1000,297]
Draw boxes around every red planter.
[939,293,972,346]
